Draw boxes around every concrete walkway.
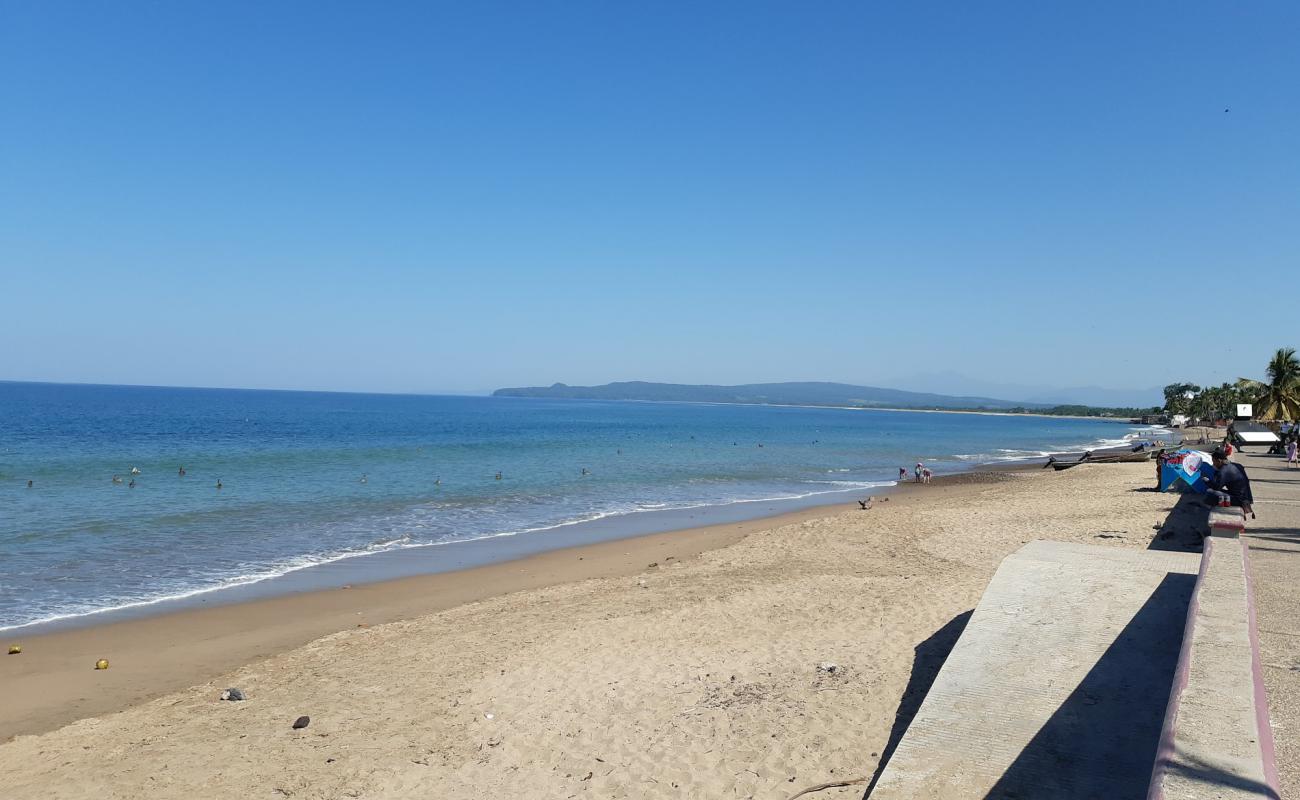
[868,541,1200,799]
[1236,449,1300,799]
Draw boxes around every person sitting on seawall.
[1205,446,1255,519]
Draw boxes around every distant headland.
[492,381,1157,418]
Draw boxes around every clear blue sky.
[2,2,1297,402]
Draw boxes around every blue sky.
[2,2,1297,403]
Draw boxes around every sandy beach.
[1,459,1294,799]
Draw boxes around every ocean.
[0,382,1160,632]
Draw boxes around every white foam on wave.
[0,533,421,633]
[0,480,895,633]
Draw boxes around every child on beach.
[899,467,907,482]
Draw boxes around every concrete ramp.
[869,541,1201,799]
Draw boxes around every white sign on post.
[1236,404,1253,419]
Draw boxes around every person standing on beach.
[1287,438,1298,469]
[914,462,923,483]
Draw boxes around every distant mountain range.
[492,381,1057,410]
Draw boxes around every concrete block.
[1209,506,1247,539]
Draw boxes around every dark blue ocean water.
[0,382,1157,631]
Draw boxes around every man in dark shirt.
[1206,446,1254,517]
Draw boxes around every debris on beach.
[220,688,246,701]
[813,662,850,690]
[94,659,109,670]
[637,578,648,588]
[292,715,310,729]
[7,645,21,655]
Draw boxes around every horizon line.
[0,376,1160,409]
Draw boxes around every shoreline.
[0,465,1031,740]
[4,434,1155,638]
[2,477,902,637]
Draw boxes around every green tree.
[1191,387,1216,422]
[1163,383,1201,415]
[1198,383,1246,421]
[1236,347,1300,421]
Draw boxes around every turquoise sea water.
[0,382,1156,631]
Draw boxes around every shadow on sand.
[861,610,972,799]
[1147,491,1209,552]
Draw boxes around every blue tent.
[1159,449,1216,493]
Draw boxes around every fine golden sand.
[0,462,1245,799]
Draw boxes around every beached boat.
[1047,451,1152,470]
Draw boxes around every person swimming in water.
[112,475,123,484]
[360,474,368,484]
[216,479,223,489]
[495,471,502,480]
[129,479,136,488]
[178,466,185,476]
[434,476,441,485]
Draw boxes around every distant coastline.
[493,380,1158,419]
[495,395,1137,423]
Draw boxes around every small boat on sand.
[1046,451,1152,470]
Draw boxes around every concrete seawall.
[1148,536,1279,799]
[868,534,1279,799]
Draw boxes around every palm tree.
[1194,385,1225,423]
[1237,347,1300,421]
